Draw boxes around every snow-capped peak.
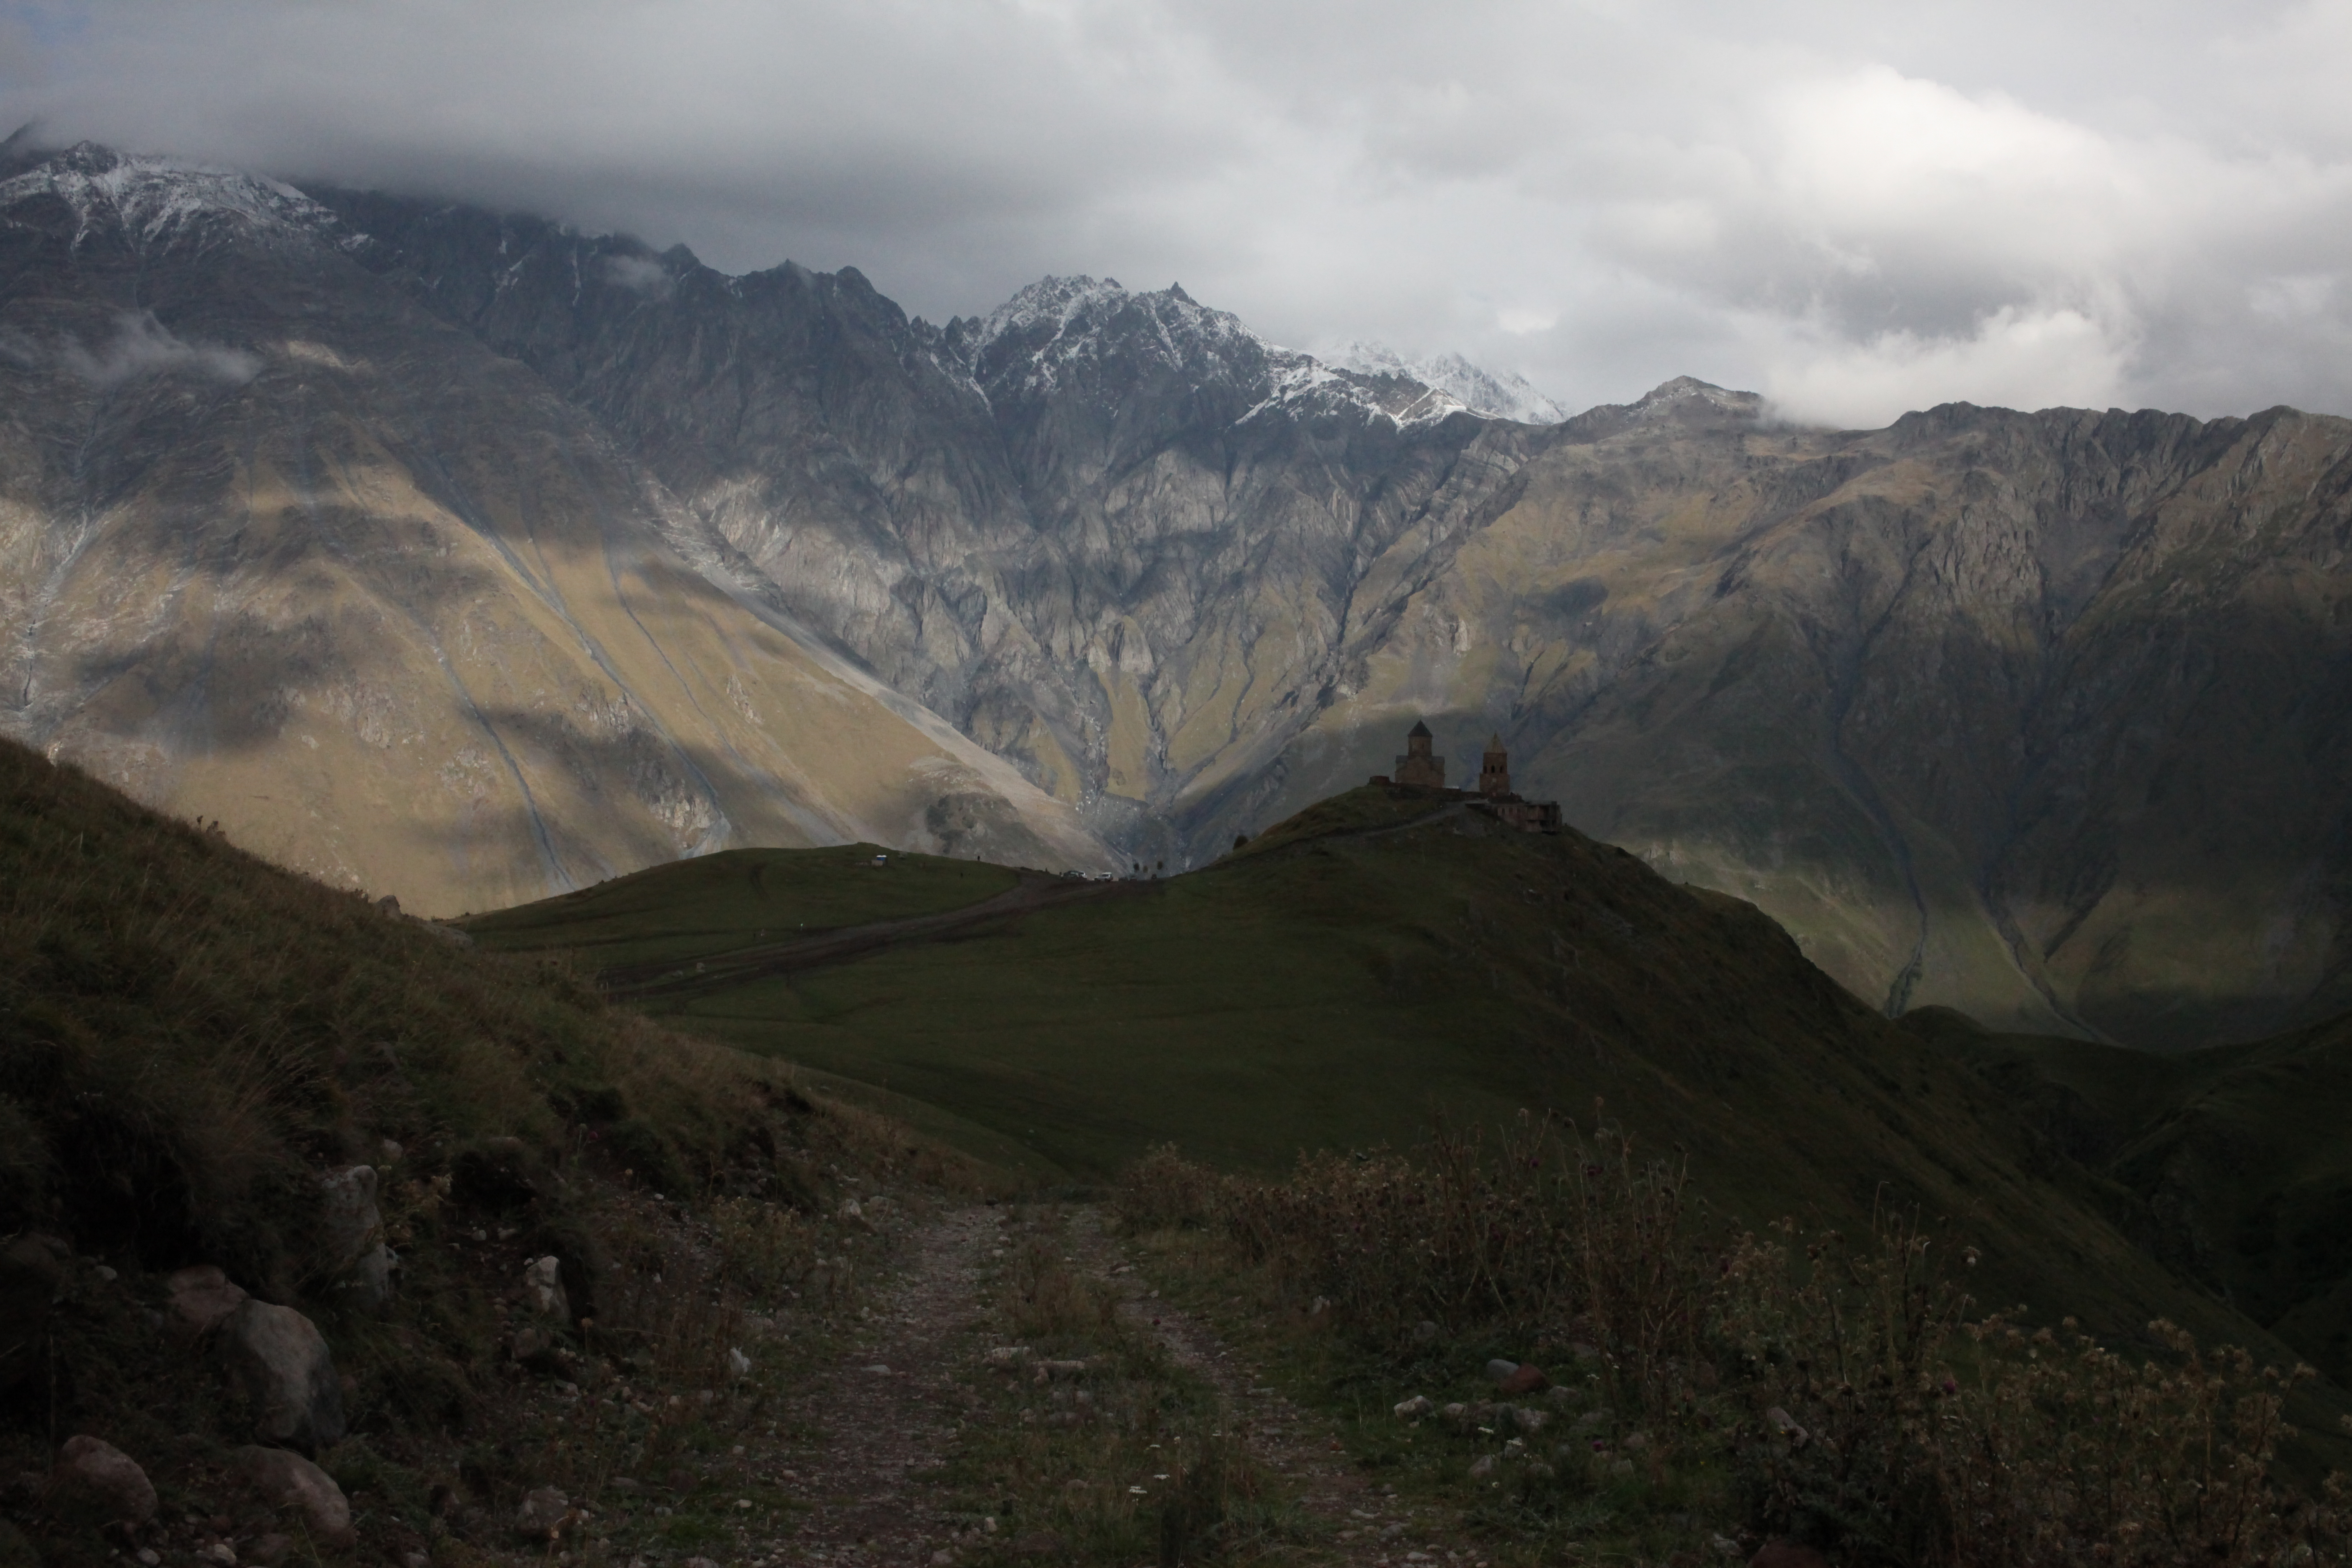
[1326,341,1566,424]
[952,275,1271,395]
[0,143,339,257]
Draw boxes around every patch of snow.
[0,143,338,258]
[1326,341,1566,424]
[960,277,1485,431]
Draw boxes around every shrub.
[1121,1128,2352,1565]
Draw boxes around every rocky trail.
[767,1207,997,1565]
[765,1201,1473,1568]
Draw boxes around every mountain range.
[3,139,2347,1049]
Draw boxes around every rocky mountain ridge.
[4,140,2348,1046]
[0,144,1114,918]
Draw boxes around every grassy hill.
[0,736,983,1568]
[465,784,2352,1467]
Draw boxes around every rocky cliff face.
[1281,388,2352,1048]
[8,144,2347,1044]
[0,147,1113,916]
[314,193,1553,859]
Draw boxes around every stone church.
[1372,720,1559,832]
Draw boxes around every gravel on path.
[772,1205,996,1566]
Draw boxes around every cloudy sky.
[7,0,2352,426]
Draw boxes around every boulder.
[41,1436,157,1524]
[524,1256,568,1319]
[165,1266,249,1339]
[514,1486,572,1540]
[0,1235,66,1391]
[318,1166,392,1311]
[221,1300,346,1451]
[231,1446,355,1548]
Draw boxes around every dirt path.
[769,1202,1468,1566]
[771,1205,997,1565]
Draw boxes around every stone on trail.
[1467,1454,1498,1478]
[1393,1395,1434,1420]
[231,1445,356,1548]
[41,1435,157,1524]
[221,1299,346,1450]
[727,1346,751,1379]
[1484,1358,1519,1382]
[165,1266,248,1339]
[1410,1319,1441,1344]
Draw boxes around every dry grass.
[1119,1125,2352,1565]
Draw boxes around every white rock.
[319,1166,392,1310]
[221,1300,344,1450]
[526,1256,569,1319]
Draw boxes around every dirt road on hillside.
[599,874,1153,1000]
[771,1202,1462,1567]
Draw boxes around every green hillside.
[0,737,977,1568]
[465,785,2352,1466]
[1902,1006,2352,1390]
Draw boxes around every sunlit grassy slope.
[464,788,2350,1460]
[463,843,1020,972]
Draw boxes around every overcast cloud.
[7,0,2352,426]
